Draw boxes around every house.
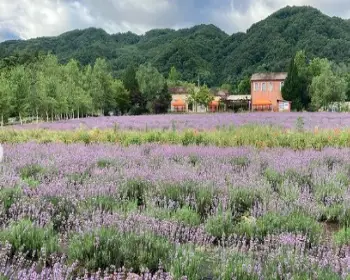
[170,87,188,112]
[169,87,215,113]
[170,86,253,113]
[250,73,291,112]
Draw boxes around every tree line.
[0,54,174,126]
[0,53,238,126]
[282,51,350,111]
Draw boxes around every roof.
[214,90,230,97]
[169,87,188,94]
[227,95,251,101]
[251,73,288,81]
[252,99,272,106]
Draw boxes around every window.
[280,81,284,90]
[269,82,273,92]
[262,82,266,92]
[254,82,259,91]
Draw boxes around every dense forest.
[2,6,350,86]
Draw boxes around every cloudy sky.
[0,0,350,42]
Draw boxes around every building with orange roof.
[250,73,291,112]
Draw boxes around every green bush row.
[2,125,350,149]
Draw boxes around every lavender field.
[1,143,350,279]
[11,112,350,131]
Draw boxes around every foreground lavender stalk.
[1,143,350,278]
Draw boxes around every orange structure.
[171,99,186,112]
[250,73,290,112]
[209,100,219,112]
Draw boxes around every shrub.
[194,187,215,219]
[68,228,173,273]
[19,164,45,180]
[319,204,343,223]
[334,227,350,246]
[323,156,343,171]
[284,169,312,188]
[235,212,322,243]
[146,206,172,220]
[96,158,116,168]
[170,246,214,280]
[0,187,22,214]
[84,195,118,213]
[121,232,173,273]
[314,182,345,206]
[339,208,350,226]
[68,228,123,271]
[230,156,250,171]
[157,181,196,209]
[220,253,256,280]
[67,170,91,185]
[120,179,150,206]
[173,207,201,227]
[0,219,59,260]
[45,196,78,231]
[181,130,196,146]
[264,168,284,192]
[229,188,261,217]
[205,211,235,238]
[188,154,200,167]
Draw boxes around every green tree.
[36,74,58,122]
[91,58,110,115]
[309,58,331,77]
[8,65,31,124]
[282,51,310,111]
[168,66,181,86]
[110,79,130,115]
[310,69,347,110]
[123,65,146,115]
[220,83,233,94]
[0,73,12,126]
[188,85,214,112]
[153,82,171,114]
[237,77,251,95]
[35,55,62,121]
[136,63,166,113]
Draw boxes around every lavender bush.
[0,143,350,278]
[9,112,350,131]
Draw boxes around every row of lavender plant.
[10,112,350,131]
[1,143,350,278]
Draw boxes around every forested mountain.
[1,5,350,86]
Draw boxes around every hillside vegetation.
[1,6,350,86]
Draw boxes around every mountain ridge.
[1,5,350,86]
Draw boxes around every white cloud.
[0,0,75,40]
[211,0,350,34]
[0,0,176,41]
[1,0,350,42]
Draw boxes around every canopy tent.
[252,99,272,106]
[252,99,273,111]
[171,99,186,112]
